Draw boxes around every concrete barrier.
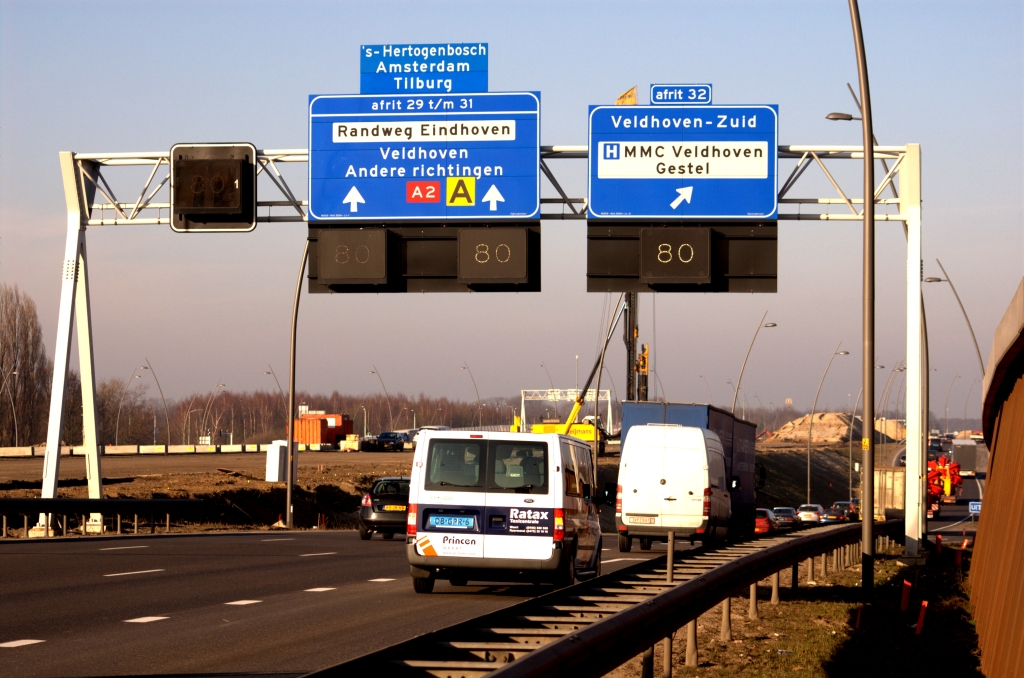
[106,445,140,455]
[168,445,195,454]
[220,445,243,453]
[138,445,166,454]
[195,445,217,453]
[0,447,33,457]
[245,444,260,452]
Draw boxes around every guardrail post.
[771,572,780,604]
[666,531,675,583]
[749,583,758,620]
[150,513,155,534]
[2,515,6,538]
[166,513,170,533]
[661,635,673,678]
[62,514,67,536]
[791,563,798,589]
[641,646,654,678]
[133,514,138,534]
[806,557,815,585]
[719,598,731,641]
[685,620,698,667]
[45,512,50,538]
[23,514,28,538]
[116,514,121,535]
[820,551,826,579]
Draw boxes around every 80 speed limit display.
[317,228,387,284]
[639,227,710,283]
[457,227,528,283]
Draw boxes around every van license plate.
[628,516,655,524]
[429,515,475,529]
[383,505,407,511]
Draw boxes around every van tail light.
[361,493,372,508]
[553,509,564,542]
[702,488,711,517]
[615,485,623,515]
[406,504,418,536]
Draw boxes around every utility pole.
[624,292,638,402]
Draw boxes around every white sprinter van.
[406,431,602,593]
[616,424,731,551]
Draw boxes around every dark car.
[833,500,859,521]
[363,431,407,452]
[358,477,411,539]
[771,506,799,530]
[821,506,849,524]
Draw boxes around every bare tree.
[0,284,51,447]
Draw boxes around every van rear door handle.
[664,497,677,501]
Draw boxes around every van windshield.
[423,439,549,494]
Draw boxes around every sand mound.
[767,412,896,445]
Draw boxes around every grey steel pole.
[732,311,771,414]
[849,0,875,592]
[807,343,848,504]
[285,240,310,530]
[461,363,482,427]
[144,360,171,446]
[944,374,960,435]
[934,259,985,378]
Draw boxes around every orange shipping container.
[295,414,353,445]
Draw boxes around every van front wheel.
[412,576,435,594]
[618,534,633,552]
[639,537,652,551]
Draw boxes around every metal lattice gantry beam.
[41,143,924,556]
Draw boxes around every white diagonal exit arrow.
[481,185,505,211]
[342,186,365,213]
[670,186,693,210]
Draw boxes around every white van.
[406,431,602,593]
[615,424,731,551]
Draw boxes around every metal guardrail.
[305,520,903,678]
[0,498,202,513]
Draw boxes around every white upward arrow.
[481,185,505,211]
[342,186,365,213]
[670,186,693,209]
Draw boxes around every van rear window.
[423,439,548,494]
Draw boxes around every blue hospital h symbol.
[603,143,620,160]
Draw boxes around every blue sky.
[1,1,1021,423]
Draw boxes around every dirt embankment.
[767,413,898,446]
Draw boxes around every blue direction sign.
[309,92,539,221]
[360,43,488,94]
[651,84,712,105]
[588,105,778,220]
[969,501,982,515]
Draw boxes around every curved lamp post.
[461,363,482,427]
[699,375,714,405]
[369,366,394,431]
[199,382,226,441]
[732,311,776,414]
[926,259,985,378]
[944,374,961,435]
[114,367,144,445]
[1,368,18,447]
[807,343,849,504]
[964,378,979,434]
[143,360,171,446]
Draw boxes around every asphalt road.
[0,530,662,677]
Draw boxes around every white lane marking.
[368,578,395,582]
[603,558,647,563]
[124,616,167,623]
[0,639,45,648]
[305,587,336,592]
[225,600,262,606]
[976,478,984,500]
[100,546,149,551]
[929,516,975,532]
[104,569,165,577]
[262,538,294,542]
[299,552,336,557]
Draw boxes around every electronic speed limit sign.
[639,227,710,283]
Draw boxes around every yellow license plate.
[628,516,655,525]
[383,505,407,512]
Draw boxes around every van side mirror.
[731,476,741,491]
[603,482,617,505]
[581,482,591,501]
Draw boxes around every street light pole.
[963,378,979,435]
[144,360,171,446]
[926,259,986,377]
[944,374,960,435]
[369,366,394,431]
[199,381,225,440]
[807,343,849,504]
[114,368,143,445]
[848,0,877,593]
[1,367,18,447]
[732,311,776,414]
[699,375,714,405]
[461,363,482,427]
